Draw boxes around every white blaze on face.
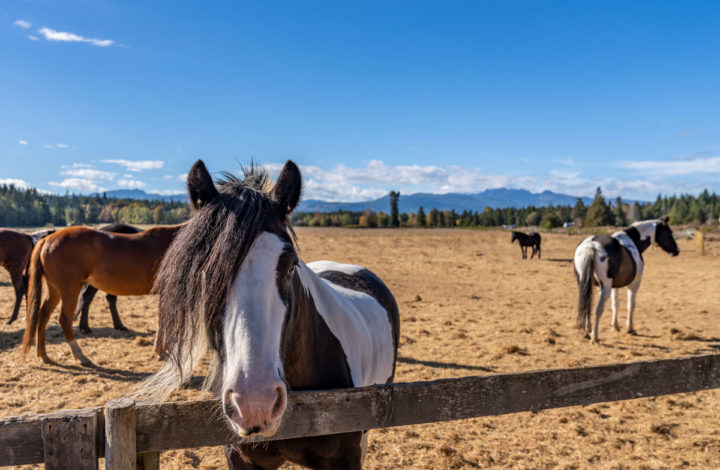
[222,231,288,436]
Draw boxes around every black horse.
[74,223,142,333]
[511,231,542,259]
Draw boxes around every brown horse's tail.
[576,247,594,330]
[21,237,46,356]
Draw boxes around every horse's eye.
[287,263,296,277]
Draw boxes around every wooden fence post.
[105,398,137,470]
[41,408,98,470]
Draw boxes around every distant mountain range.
[102,187,626,213]
[297,188,595,213]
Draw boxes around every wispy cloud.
[37,27,114,47]
[27,35,38,41]
[18,140,28,145]
[49,178,106,192]
[619,155,720,176]
[14,19,31,29]
[117,178,146,189]
[61,168,116,180]
[44,143,71,149]
[0,178,31,189]
[102,159,165,172]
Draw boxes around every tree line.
[291,187,720,229]
[2,183,719,229]
[0,184,190,227]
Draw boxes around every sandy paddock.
[1,227,719,469]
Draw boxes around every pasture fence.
[1,354,718,469]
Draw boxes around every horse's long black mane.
[144,166,295,397]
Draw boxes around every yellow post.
[696,230,705,256]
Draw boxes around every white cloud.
[118,178,147,189]
[61,168,116,180]
[0,178,31,189]
[18,140,28,145]
[258,160,682,202]
[102,159,165,172]
[37,27,114,47]
[44,143,71,149]
[49,178,106,192]
[151,189,186,196]
[14,19,31,29]
[618,156,720,176]
[27,35,38,41]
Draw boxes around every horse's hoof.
[79,357,95,367]
[115,325,128,331]
[80,327,92,335]
[612,324,621,332]
[40,355,55,365]
[626,328,637,336]
[6,318,15,325]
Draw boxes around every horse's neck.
[280,270,354,391]
[628,221,655,253]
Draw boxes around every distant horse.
[2,228,55,324]
[511,231,542,259]
[74,223,142,333]
[574,217,679,343]
[21,223,184,365]
[141,160,399,469]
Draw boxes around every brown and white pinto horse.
[21,223,184,365]
[142,160,400,469]
[574,217,679,343]
[1,228,55,324]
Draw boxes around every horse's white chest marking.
[298,261,395,387]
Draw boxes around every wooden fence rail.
[1,354,719,469]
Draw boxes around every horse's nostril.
[249,425,260,435]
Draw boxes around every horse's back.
[302,260,399,386]
[0,229,33,267]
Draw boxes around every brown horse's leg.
[36,285,60,363]
[7,268,25,324]
[59,285,93,366]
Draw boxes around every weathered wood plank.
[42,408,98,470]
[2,354,719,465]
[135,354,720,453]
[0,406,103,466]
[105,398,137,470]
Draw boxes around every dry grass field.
[1,227,719,469]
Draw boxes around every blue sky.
[1,1,719,202]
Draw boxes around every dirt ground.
[1,227,719,469]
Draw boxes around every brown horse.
[21,223,184,365]
[1,228,55,324]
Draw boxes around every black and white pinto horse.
[142,160,400,469]
[574,217,678,344]
[511,231,541,259]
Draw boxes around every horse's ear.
[660,215,669,224]
[187,160,219,210]
[271,160,302,218]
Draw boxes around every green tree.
[585,187,615,227]
[389,191,400,227]
[572,198,587,222]
[525,210,541,226]
[416,206,426,227]
[614,196,627,226]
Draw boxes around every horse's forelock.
[146,179,294,398]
